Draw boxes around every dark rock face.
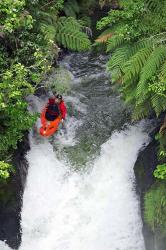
[134,127,166,250]
[134,137,158,250]
[0,132,30,249]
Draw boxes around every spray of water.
[16,122,149,250]
[0,54,150,250]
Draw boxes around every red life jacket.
[46,104,60,117]
[59,101,67,119]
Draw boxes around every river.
[0,52,150,250]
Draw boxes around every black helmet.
[56,94,62,100]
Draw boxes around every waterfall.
[18,122,149,250]
[0,53,150,250]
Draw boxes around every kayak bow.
[39,108,61,137]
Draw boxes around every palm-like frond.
[106,35,125,52]
[160,61,166,79]
[132,100,152,120]
[122,83,137,104]
[145,0,165,12]
[140,46,166,83]
[123,47,153,83]
[98,0,166,119]
[41,23,57,41]
[56,17,91,51]
[151,94,166,116]
[63,0,80,18]
[107,45,131,71]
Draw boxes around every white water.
[0,56,150,250]
[0,122,150,250]
[11,122,148,250]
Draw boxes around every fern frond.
[40,23,57,41]
[107,38,154,71]
[123,47,153,83]
[107,45,131,71]
[110,67,123,83]
[37,10,54,25]
[136,80,150,104]
[69,0,80,14]
[122,83,137,104]
[132,101,152,120]
[64,5,76,18]
[63,0,80,17]
[160,61,166,79]
[106,35,125,52]
[56,17,91,51]
[131,39,154,53]
[140,46,166,84]
[151,94,166,116]
[145,0,165,12]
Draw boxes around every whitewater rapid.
[17,123,149,250]
[0,53,150,250]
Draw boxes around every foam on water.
[16,122,149,250]
[0,54,150,250]
[0,242,11,250]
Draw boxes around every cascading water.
[0,53,150,250]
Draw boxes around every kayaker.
[55,94,67,124]
[45,97,60,121]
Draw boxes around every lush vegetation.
[0,0,94,179]
[1,0,165,239]
[144,182,166,238]
[96,0,166,238]
[97,0,166,119]
[97,1,166,175]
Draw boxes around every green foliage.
[0,161,13,180]
[97,1,166,211]
[0,0,92,180]
[56,17,91,51]
[0,63,37,156]
[97,0,166,120]
[144,183,166,234]
[0,0,33,33]
[39,11,91,52]
[154,164,166,180]
[64,0,80,18]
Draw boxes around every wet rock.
[134,125,166,250]
[0,132,30,249]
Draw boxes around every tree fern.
[140,46,166,84]
[122,83,138,104]
[56,17,91,51]
[41,23,57,41]
[151,94,166,116]
[145,0,165,12]
[123,47,153,83]
[107,38,154,71]
[107,45,131,71]
[160,61,166,77]
[63,0,80,18]
[110,67,123,83]
[98,0,166,119]
[132,100,152,120]
[106,35,125,52]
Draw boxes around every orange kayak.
[39,108,62,137]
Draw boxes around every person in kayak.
[45,97,60,121]
[55,94,67,124]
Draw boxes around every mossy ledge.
[134,124,166,250]
[0,132,30,249]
